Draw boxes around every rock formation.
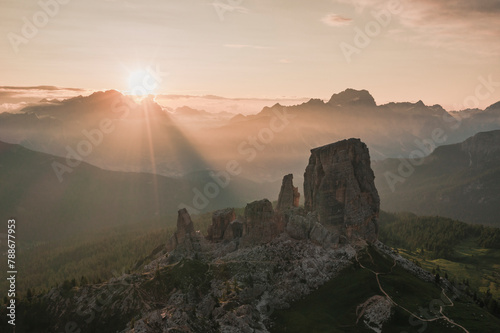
[304,138,380,242]
[195,138,380,248]
[166,208,200,253]
[241,199,284,247]
[276,174,300,212]
[44,138,393,333]
[223,219,244,241]
[206,208,236,241]
[283,209,339,248]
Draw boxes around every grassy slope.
[397,238,500,299]
[377,211,500,300]
[271,246,500,333]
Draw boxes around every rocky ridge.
[125,138,382,331]
[43,139,432,333]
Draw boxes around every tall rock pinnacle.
[276,174,300,212]
[303,138,380,242]
[166,208,199,253]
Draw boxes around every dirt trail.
[355,251,469,333]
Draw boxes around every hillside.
[271,245,500,333]
[373,130,500,226]
[0,140,276,242]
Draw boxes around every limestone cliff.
[304,138,380,242]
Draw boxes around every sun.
[127,69,158,96]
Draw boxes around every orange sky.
[1,0,500,110]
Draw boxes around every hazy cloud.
[0,86,84,91]
[223,44,272,49]
[321,13,352,27]
[0,86,91,105]
[336,0,500,55]
[0,102,28,113]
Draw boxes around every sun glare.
[127,69,158,96]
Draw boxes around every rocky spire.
[166,208,198,252]
[276,174,300,212]
[303,138,380,242]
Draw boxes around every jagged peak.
[415,100,426,107]
[304,98,325,106]
[327,88,376,107]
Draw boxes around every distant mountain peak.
[485,101,500,111]
[174,106,207,116]
[305,98,325,106]
[327,88,376,107]
[415,100,425,107]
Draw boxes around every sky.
[1,0,500,110]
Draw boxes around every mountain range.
[1,88,500,241]
[1,89,499,184]
[374,130,500,226]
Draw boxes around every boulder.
[285,214,313,240]
[309,222,339,248]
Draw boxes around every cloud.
[335,0,500,56]
[321,13,352,27]
[278,59,292,64]
[0,102,28,113]
[0,86,84,91]
[223,44,271,49]
[0,86,91,105]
